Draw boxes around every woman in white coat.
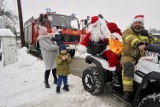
[35,14,59,88]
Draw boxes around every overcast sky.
[7,0,160,31]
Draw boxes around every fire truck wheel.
[68,49,75,57]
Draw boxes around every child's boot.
[56,86,61,94]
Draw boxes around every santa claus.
[78,16,122,71]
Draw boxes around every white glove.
[111,35,117,40]
[77,45,87,55]
[111,33,122,40]
[90,34,101,42]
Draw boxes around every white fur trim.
[111,32,122,40]
[100,19,111,38]
[132,18,144,24]
[88,55,116,71]
[104,45,110,51]
[108,66,116,71]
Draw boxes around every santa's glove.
[101,38,109,43]
[77,45,87,55]
[111,35,117,40]
[91,36,100,43]
[111,33,122,40]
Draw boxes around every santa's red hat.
[131,15,144,24]
[91,16,100,26]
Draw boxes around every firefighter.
[121,15,160,100]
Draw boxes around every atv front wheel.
[82,66,104,95]
[138,93,160,107]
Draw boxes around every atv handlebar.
[145,44,160,54]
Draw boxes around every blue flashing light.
[46,8,51,13]
[71,13,76,17]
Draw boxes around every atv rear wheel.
[138,93,160,107]
[82,66,104,95]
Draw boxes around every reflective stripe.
[125,35,133,41]
[123,80,133,85]
[123,76,134,81]
[154,38,157,40]
[131,39,140,46]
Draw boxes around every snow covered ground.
[0,47,128,107]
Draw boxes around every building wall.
[0,18,6,28]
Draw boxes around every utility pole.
[17,0,25,47]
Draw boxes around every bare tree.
[0,0,18,35]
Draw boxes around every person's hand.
[111,35,117,40]
[48,35,53,39]
[65,55,68,59]
[138,44,146,50]
[101,38,108,42]
[62,55,66,60]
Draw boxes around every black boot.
[44,70,50,88]
[52,69,57,84]
[123,92,133,100]
[44,81,50,88]
[56,87,61,94]
[112,71,121,87]
[63,85,69,91]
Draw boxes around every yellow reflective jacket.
[122,27,160,58]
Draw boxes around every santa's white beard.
[90,25,103,42]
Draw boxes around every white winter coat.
[38,36,59,70]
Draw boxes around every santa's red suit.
[79,16,122,71]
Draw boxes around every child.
[55,44,72,93]
[51,33,63,46]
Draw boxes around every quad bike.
[82,42,160,107]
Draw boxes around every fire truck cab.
[24,11,83,57]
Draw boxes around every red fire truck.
[24,11,87,57]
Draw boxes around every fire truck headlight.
[64,35,70,41]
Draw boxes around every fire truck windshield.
[48,14,79,29]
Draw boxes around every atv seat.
[87,41,107,56]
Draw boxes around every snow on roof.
[0,16,4,19]
[0,29,15,37]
